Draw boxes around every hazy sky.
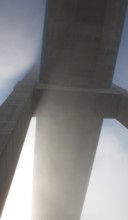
[0,0,46,104]
[113,5,128,90]
[80,119,128,220]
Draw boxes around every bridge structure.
[0,0,128,219]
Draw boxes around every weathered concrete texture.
[40,0,127,88]
[31,87,123,220]
[0,71,36,215]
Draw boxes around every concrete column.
[0,71,36,215]
[31,88,122,220]
[112,85,128,128]
[40,0,127,88]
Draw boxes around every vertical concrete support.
[31,88,121,220]
[96,0,127,86]
[40,0,127,88]
[32,0,127,218]
[117,95,128,128]
[0,72,36,215]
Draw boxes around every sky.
[113,5,128,90]
[0,1,128,220]
[80,119,128,220]
[0,0,46,104]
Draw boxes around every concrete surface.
[32,89,103,220]
[40,0,126,88]
[0,71,36,215]
[31,86,123,220]
[32,0,127,219]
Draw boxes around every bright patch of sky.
[80,119,128,220]
[113,5,128,90]
[1,117,36,220]
[0,0,46,104]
